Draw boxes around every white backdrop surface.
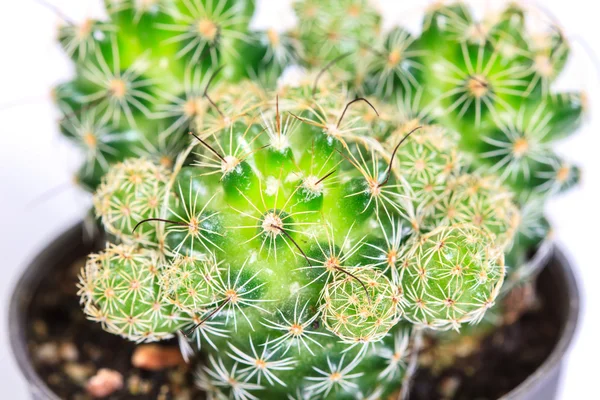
[1,0,599,398]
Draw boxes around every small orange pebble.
[131,344,185,371]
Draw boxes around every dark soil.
[410,266,562,400]
[26,256,202,400]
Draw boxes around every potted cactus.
[9,1,582,399]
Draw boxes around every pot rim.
[7,223,581,399]
[8,223,82,400]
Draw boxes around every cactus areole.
[45,1,584,399]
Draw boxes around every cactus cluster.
[46,0,584,399]
[82,75,511,398]
[293,0,585,274]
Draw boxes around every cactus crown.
[47,0,585,399]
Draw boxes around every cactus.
[78,243,187,342]
[293,0,585,279]
[53,0,302,191]
[93,158,170,246]
[41,0,582,399]
[77,70,515,398]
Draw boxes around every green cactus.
[53,0,304,191]
[93,158,170,246]
[78,243,187,342]
[294,0,585,280]
[42,0,582,399]
[399,224,505,330]
[76,70,517,398]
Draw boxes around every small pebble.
[86,369,123,398]
[127,374,152,395]
[455,337,477,357]
[169,367,187,385]
[439,376,461,398]
[32,320,48,338]
[36,342,59,365]
[59,342,79,361]
[128,374,141,395]
[174,388,192,400]
[157,384,170,400]
[132,345,185,371]
[64,362,94,385]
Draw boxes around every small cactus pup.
[293,0,586,283]
[399,224,505,330]
[79,72,516,399]
[51,0,300,193]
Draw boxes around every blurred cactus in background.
[293,0,585,280]
[54,0,301,190]
[44,0,585,399]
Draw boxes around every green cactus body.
[49,1,582,399]
[294,0,585,282]
[77,71,517,398]
[94,158,170,246]
[77,244,187,342]
[427,173,520,249]
[53,0,293,193]
[399,224,505,330]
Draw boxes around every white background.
[0,0,598,398]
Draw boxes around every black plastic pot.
[8,223,580,400]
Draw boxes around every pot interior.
[9,224,579,399]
